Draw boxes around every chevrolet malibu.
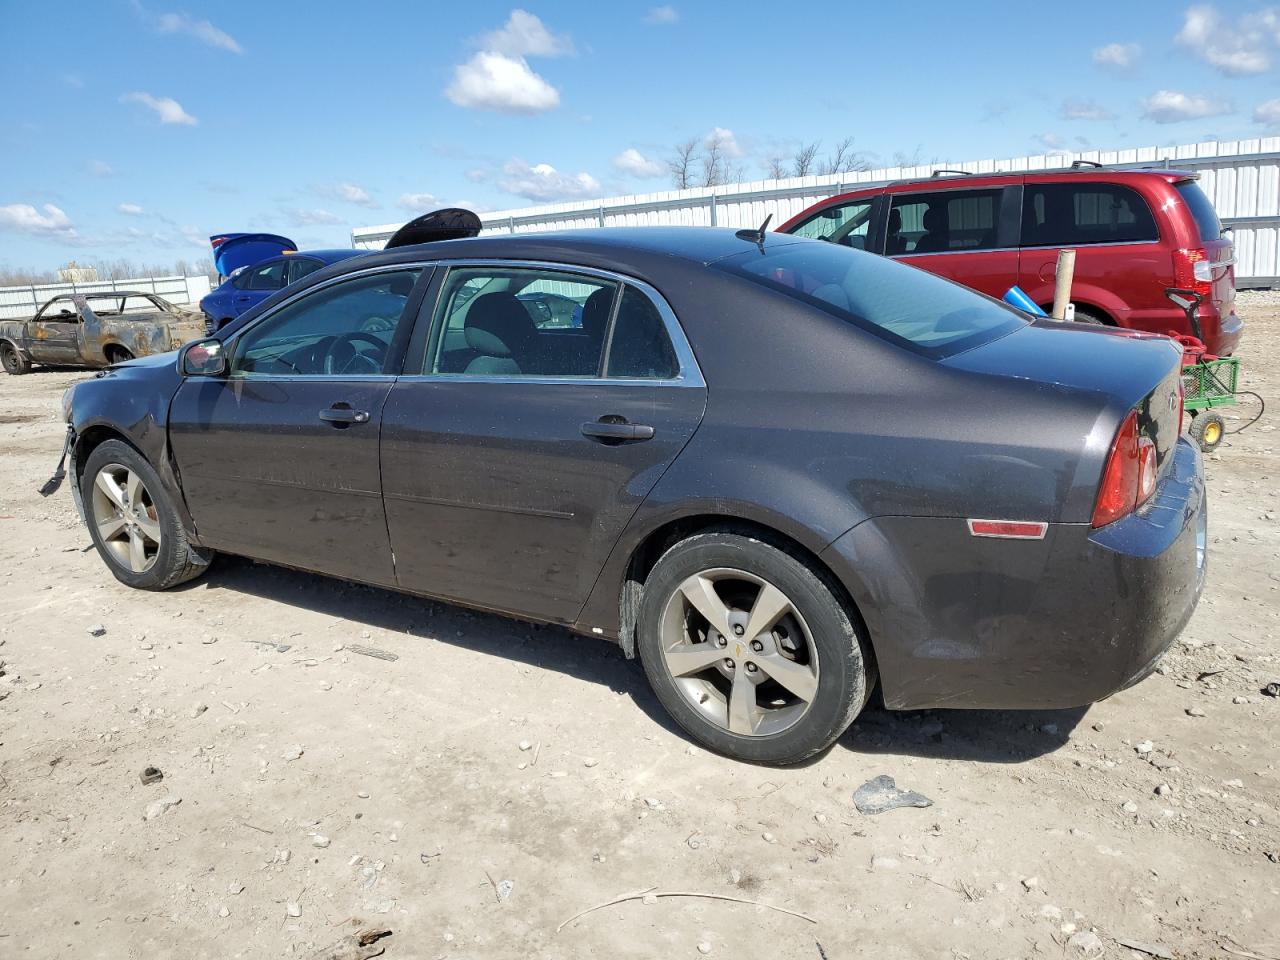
[60,228,1206,764]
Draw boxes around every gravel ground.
[0,294,1277,959]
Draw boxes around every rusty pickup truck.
[1,292,205,374]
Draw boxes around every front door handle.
[581,418,655,443]
[319,404,369,426]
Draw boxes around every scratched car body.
[60,228,1206,764]
[0,292,205,374]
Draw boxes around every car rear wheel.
[1,342,30,375]
[82,439,213,590]
[105,346,135,365]
[636,530,873,765]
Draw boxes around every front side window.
[785,199,875,249]
[889,189,1002,255]
[715,240,1025,359]
[231,269,420,377]
[428,267,619,377]
[246,259,288,291]
[36,298,78,321]
[1022,183,1158,247]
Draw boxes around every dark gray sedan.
[61,228,1205,764]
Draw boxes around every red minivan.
[777,166,1243,356]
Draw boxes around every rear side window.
[889,189,1001,254]
[246,259,288,291]
[288,257,324,283]
[785,198,875,250]
[1022,184,1157,247]
[1175,181,1222,241]
[716,240,1025,359]
[606,286,679,379]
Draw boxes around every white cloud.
[465,167,490,183]
[1256,98,1280,125]
[284,208,342,226]
[446,11,570,115]
[1141,89,1233,123]
[483,9,573,57]
[1176,5,1278,76]
[1061,99,1113,121]
[397,192,441,211]
[87,159,115,177]
[705,127,743,157]
[1093,42,1140,69]
[156,11,243,53]
[62,73,84,88]
[117,203,145,216]
[179,225,205,246]
[121,91,197,125]
[447,51,560,114]
[498,159,601,202]
[645,5,679,24]
[613,148,664,178]
[0,203,78,240]
[1034,132,1069,154]
[317,182,377,208]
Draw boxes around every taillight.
[1173,248,1212,296]
[1092,411,1158,527]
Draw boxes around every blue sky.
[2,0,1279,272]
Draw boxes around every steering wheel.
[322,331,388,375]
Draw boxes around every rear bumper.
[1210,311,1243,356]
[821,436,1206,710]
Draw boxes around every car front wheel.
[82,439,213,590]
[637,530,873,765]
[1,342,30,375]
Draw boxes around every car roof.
[294,249,368,263]
[353,227,800,273]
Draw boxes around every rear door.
[28,297,83,362]
[380,263,707,624]
[1174,179,1235,321]
[888,184,1021,298]
[1018,180,1162,319]
[234,257,290,316]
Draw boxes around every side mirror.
[181,338,227,377]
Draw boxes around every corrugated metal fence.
[0,274,212,320]
[352,138,1280,286]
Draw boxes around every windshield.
[715,240,1026,359]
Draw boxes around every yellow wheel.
[1189,412,1225,453]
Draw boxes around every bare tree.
[892,145,927,168]
[764,154,788,179]
[792,141,821,178]
[819,136,873,176]
[700,135,723,188]
[669,138,699,189]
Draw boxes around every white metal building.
[353,138,1280,287]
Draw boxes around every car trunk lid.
[209,232,296,279]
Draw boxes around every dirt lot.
[1,295,1277,960]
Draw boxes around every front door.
[888,185,1021,299]
[380,266,707,623]
[29,298,83,363]
[168,266,429,585]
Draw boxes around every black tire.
[1071,307,1108,326]
[81,439,213,590]
[1188,411,1225,453]
[636,530,873,765]
[1,341,30,375]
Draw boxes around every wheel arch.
[605,513,877,677]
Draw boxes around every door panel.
[169,378,398,584]
[889,186,1019,299]
[380,380,705,622]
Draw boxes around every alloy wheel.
[659,568,820,737]
[91,463,162,573]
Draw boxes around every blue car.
[200,234,366,332]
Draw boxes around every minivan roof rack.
[1070,160,1104,169]
[929,169,972,178]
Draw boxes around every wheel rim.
[659,568,820,737]
[90,463,161,573]
[1204,420,1222,445]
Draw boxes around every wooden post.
[1051,249,1076,320]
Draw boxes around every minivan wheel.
[82,439,213,590]
[1071,308,1108,326]
[636,531,872,765]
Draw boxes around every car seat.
[463,292,539,375]
[912,206,951,253]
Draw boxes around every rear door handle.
[319,405,369,425]
[581,419,655,443]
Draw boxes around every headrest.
[463,292,535,357]
[580,288,613,342]
[923,207,948,231]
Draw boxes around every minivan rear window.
[715,240,1026,359]
[1175,181,1222,241]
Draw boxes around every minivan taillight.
[1092,411,1157,527]
[1172,248,1212,296]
